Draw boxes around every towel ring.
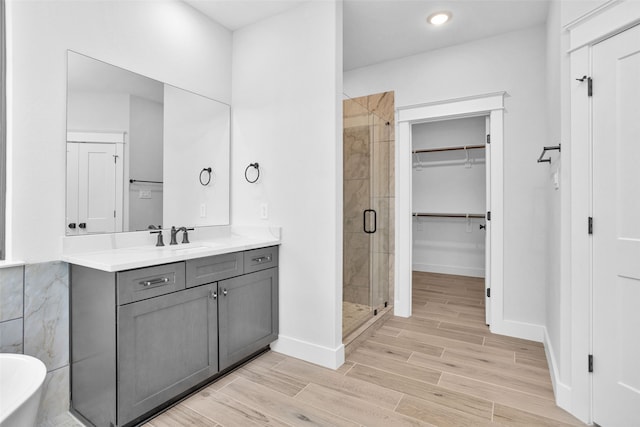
[199,167,212,186]
[245,163,260,183]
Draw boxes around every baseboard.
[412,263,485,278]
[270,335,345,370]
[490,318,544,342]
[543,327,572,410]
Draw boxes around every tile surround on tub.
[38,365,71,427]
[0,260,73,425]
[0,318,23,353]
[0,265,24,322]
[24,261,70,371]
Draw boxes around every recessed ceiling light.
[427,11,452,26]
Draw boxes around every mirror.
[65,51,230,235]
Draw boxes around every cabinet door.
[218,268,278,371]
[117,284,218,425]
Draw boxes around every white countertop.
[61,225,281,272]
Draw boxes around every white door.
[592,24,640,426]
[484,117,491,325]
[77,143,119,234]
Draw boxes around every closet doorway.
[396,93,504,328]
[343,92,395,340]
[411,116,490,322]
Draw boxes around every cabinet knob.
[223,289,228,296]
[210,291,217,300]
[68,223,77,229]
[78,223,87,229]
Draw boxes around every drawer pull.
[140,277,170,287]
[252,255,272,264]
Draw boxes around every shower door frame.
[396,92,507,335]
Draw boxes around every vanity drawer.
[186,252,244,288]
[117,262,186,305]
[243,246,279,274]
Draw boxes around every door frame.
[394,92,504,331]
[566,2,640,422]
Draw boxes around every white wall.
[163,85,230,228]
[412,117,486,277]
[232,1,344,368]
[67,92,130,132]
[544,0,575,410]
[7,0,231,262]
[345,26,549,329]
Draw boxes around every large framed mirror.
[65,51,230,235]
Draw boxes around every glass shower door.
[343,93,391,339]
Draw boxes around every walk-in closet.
[412,116,488,314]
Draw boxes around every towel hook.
[245,162,260,183]
[199,167,212,186]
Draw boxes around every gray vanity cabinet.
[218,267,279,370]
[117,283,218,425]
[70,245,279,427]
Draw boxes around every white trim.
[394,120,412,318]
[566,0,640,52]
[396,92,504,330]
[270,335,345,370]
[398,92,505,123]
[569,46,593,423]
[564,0,622,31]
[67,130,126,144]
[544,327,573,413]
[412,263,485,278]
[397,91,506,113]
[490,319,543,342]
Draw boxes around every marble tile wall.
[0,265,24,352]
[0,261,71,426]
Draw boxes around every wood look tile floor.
[147,272,584,427]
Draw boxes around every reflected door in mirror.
[66,138,124,234]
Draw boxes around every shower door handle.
[363,209,377,234]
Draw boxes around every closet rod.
[412,144,485,154]
[413,213,485,219]
[129,179,163,184]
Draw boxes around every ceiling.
[183,0,550,71]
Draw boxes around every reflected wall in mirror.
[66,51,230,235]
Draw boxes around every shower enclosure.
[343,92,394,339]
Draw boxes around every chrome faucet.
[170,226,194,245]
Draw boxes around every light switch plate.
[260,203,268,220]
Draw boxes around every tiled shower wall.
[0,262,70,426]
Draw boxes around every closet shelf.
[412,144,485,154]
[413,213,485,219]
